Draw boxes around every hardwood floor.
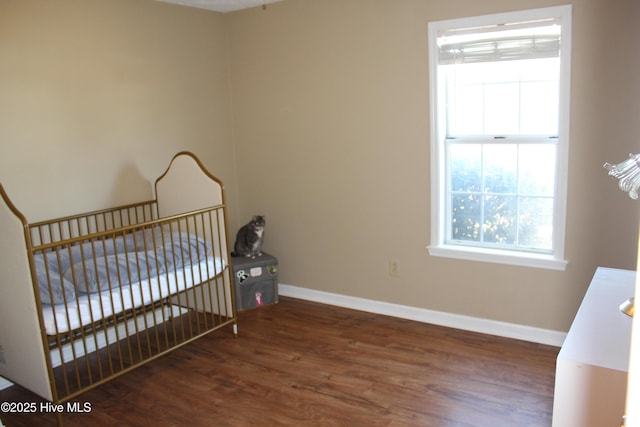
[0,297,559,426]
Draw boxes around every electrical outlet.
[388,260,399,277]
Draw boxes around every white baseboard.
[278,283,566,347]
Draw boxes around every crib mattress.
[41,256,226,335]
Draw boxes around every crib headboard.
[155,151,231,262]
[155,151,224,218]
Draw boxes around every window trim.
[427,5,571,271]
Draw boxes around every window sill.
[427,244,568,271]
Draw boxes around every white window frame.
[427,5,571,271]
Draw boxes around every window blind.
[437,19,561,65]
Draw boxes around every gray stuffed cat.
[232,215,265,258]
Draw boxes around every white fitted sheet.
[41,257,226,335]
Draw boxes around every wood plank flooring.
[0,297,559,426]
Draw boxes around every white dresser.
[552,267,634,427]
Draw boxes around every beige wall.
[227,0,640,332]
[0,0,239,226]
[1,0,638,334]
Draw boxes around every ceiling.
[155,0,283,13]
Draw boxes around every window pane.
[448,142,555,250]
[484,82,520,135]
[518,197,553,250]
[443,57,560,137]
[483,144,517,194]
[520,57,560,81]
[483,61,520,84]
[518,145,556,196]
[450,144,481,192]
[520,81,559,135]
[447,80,483,135]
[451,193,481,241]
[483,195,517,244]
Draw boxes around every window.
[428,6,571,270]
